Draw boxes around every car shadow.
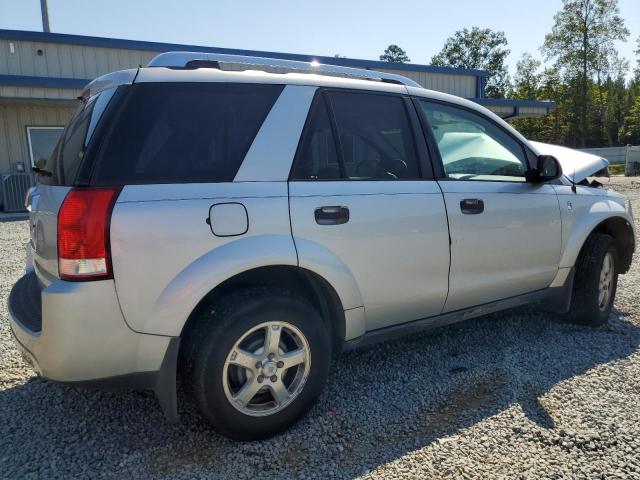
[0,306,638,479]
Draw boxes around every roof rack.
[146,51,422,88]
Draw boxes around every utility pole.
[40,0,50,33]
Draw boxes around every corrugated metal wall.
[0,85,80,100]
[0,101,76,173]
[0,39,155,79]
[0,39,477,97]
[377,68,476,98]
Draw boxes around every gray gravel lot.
[1,177,639,479]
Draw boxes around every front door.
[417,100,562,312]
[289,89,450,331]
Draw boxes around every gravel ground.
[1,177,639,479]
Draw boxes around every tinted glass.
[420,101,528,182]
[290,95,340,180]
[329,91,420,180]
[90,83,283,185]
[40,100,97,186]
[61,103,96,183]
[27,127,64,168]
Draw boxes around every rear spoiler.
[79,68,139,101]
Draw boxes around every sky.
[0,0,638,77]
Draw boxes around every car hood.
[529,141,609,183]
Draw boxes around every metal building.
[0,29,555,211]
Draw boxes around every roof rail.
[146,51,422,88]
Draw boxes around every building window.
[26,126,64,168]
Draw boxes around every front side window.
[420,101,528,182]
[291,91,420,180]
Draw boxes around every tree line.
[378,0,639,149]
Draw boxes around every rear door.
[416,99,562,312]
[289,90,450,332]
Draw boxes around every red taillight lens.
[57,187,121,281]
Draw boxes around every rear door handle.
[460,198,484,214]
[315,206,349,225]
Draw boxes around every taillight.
[57,187,121,281]
[24,186,35,211]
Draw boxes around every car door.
[416,99,562,313]
[288,89,450,332]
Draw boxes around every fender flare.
[141,235,365,337]
[292,237,365,311]
[559,208,634,270]
[142,235,297,336]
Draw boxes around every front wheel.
[185,287,332,440]
[563,233,618,327]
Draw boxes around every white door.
[289,90,450,331]
[417,100,562,312]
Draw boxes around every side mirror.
[525,155,563,183]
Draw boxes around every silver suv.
[9,53,635,440]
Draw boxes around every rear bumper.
[8,271,175,384]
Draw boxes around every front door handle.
[315,206,349,225]
[460,198,484,214]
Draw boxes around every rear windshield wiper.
[32,167,53,177]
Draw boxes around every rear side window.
[39,100,98,186]
[90,83,283,185]
[291,90,420,180]
[290,96,341,180]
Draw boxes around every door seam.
[435,179,452,315]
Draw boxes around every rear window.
[89,83,284,185]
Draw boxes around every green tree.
[635,36,640,81]
[541,0,629,147]
[511,52,542,99]
[431,27,511,98]
[379,45,410,63]
[509,57,571,145]
[620,96,640,144]
[596,55,628,146]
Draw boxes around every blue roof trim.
[0,29,488,77]
[0,74,88,89]
[472,98,556,108]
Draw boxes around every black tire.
[184,287,332,441]
[563,233,618,327]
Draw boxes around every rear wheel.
[184,287,331,440]
[563,233,618,327]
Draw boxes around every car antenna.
[571,166,577,193]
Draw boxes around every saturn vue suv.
[8,52,635,440]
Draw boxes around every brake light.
[24,186,36,211]
[57,187,121,281]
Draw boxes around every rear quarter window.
[89,83,284,185]
[39,100,96,186]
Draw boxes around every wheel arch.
[562,214,635,274]
[590,216,635,273]
[179,265,348,353]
